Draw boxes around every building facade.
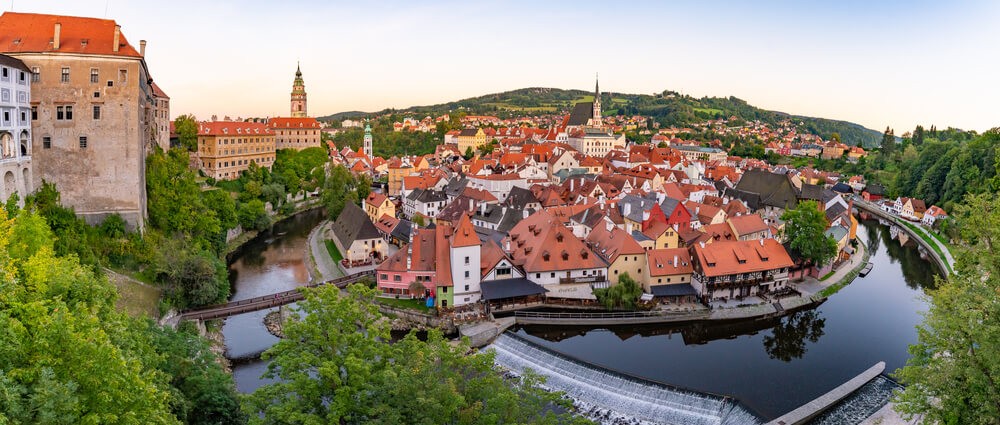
[0,54,32,204]
[1,12,159,229]
[290,64,306,118]
[268,117,321,150]
[196,121,275,180]
[363,123,372,158]
[151,82,169,151]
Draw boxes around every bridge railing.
[179,270,376,317]
[514,310,664,319]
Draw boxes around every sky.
[3,0,998,132]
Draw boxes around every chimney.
[140,40,146,56]
[480,202,486,215]
[53,23,61,50]
[673,255,678,268]
[469,198,474,211]
[570,179,575,192]
[113,25,121,52]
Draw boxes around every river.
[225,214,940,420]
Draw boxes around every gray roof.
[826,202,848,222]
[864,183,886,196]
[481,278,548,301]
[391,219,412,241]
[660,198,682,216]
[0,54,30,73]
[331,202,381,247]
[459,128,480,136]
[731,169,799,210]
[504,186,539,209]
[566,102,594,126]
[799,184,825,201]
[825,225,849,242]
[411,189,448,204]
[650,284,698,297]
[831,182,853,194]
[443,177,469,198]
[619,194,661,223]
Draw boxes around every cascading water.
[489,333,763,425]
[806,375,902,425]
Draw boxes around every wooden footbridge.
[179,270,375,321]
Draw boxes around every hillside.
[318,87,883,147]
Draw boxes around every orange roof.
[0,12,143,58]
[646,248,694,277]
[728,214,768,237]
[507,210,605,273]
[365,192,388,207]
[151,82,169,99]
[450,214,481,248]
[693,239,793,277]
[268,117,321,128]
[198,121,271,136]
[585,223,645,263]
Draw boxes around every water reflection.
[763,310,826,362]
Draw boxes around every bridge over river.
[179,270,374,321]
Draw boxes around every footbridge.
[179,270,375,321]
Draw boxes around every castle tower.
[363,123,373,158]
[290,63,307,118]
[591,74,602,127]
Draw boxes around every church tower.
[591,74,602,127]
[363,123,373,158]
[290,63,307,118]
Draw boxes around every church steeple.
[591,73,602,127]
[363,123,373,158]
[290,63,307,118]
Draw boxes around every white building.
[0,54,32,204]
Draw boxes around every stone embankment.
[853,199,952,276]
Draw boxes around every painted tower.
[363,123,373,158]
[290,63,307,118]
[590,74,602,127]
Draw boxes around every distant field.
[693,107,724,115]
[482,102,558,112]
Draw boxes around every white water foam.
[489,333,762,425]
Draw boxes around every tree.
[321,165,358,220]
[174,114,199,151]
[593,272,643,310]
[355,173,372,202]
[237,199,270,231]
[464,146,475,160]
[895,194,1000,422]
[912,125,925,147]
[762,310,826,362]
[242,285,589,424]
[780,200,838,266]
[881,126,896,157]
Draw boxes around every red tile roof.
[450,214,481,248]
[646,248,694,277]
[198,121,272,136]
[0,12,142,57]
[506,210,605,273]
[268,117,321,129]
[693,239,793,277]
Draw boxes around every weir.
[489,333,763,425]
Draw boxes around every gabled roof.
[0,12,143,58]
[566,102,595,127]
[506,210,606,273]
[198,121,272,136]
[585,223,645,264]
[332,203,381,247]
[731,169,799,210]
[692,239,794,277]
[451,214,481,248]
[269,117,321,129]
[728,214,768,237]
[646,248,694,277]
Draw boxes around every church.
[565,76,626,156]
[267,64,322,150]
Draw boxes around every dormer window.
[542,251,550,261]
[556,233,564,242]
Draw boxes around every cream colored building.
[0,54,32,204]
[1,12,160,229]
[151,82,170,151]
[456,128,487,154]
[196,121,275,180]
[268,117,321,150]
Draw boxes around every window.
[464,271,470,279]
[464,285,469,291]
[18,71,24,82]
[56,105,73,120]
[60,67,69,83]
[79,136,87,149]
[92,105,101,120]
[93,91,100,98]
[464,256,469,265]
[107,80,113,87]
[393,275,401,282]
[536,273,540,279]
[496,267,511,277]
[31,67,39,82]
[380,274,387,280]
[118,69,127,83]
[443,287,448,293]
[90,68,99,83]
[550,273,555,278]
[42,136,51,149]
[20,111,26,123]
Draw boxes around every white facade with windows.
[0,54,32,205]
[450,243,481,306]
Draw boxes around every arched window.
[20,131,28,156]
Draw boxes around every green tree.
[356,173,372,202]
[895,193,1000,422]
[242,285,589,424]
[593,272,643,310]
[912,125,925,146]
[174,114,199,151]
[464,146,475,160]
[321,165,358,220]
[780,200,837,266]
[881,126,896,157]
[237,199,270,231]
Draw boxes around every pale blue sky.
[4,1,998,132]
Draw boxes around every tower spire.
[595,72,600,98]
[591,73,602,127]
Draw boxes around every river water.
[225,214,940,420]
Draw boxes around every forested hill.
[318,87,883,147]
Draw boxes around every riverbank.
[853,198,953,276]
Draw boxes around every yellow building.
[364,192,395,222]
[196,121,275,180]
[456,128,487,154]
